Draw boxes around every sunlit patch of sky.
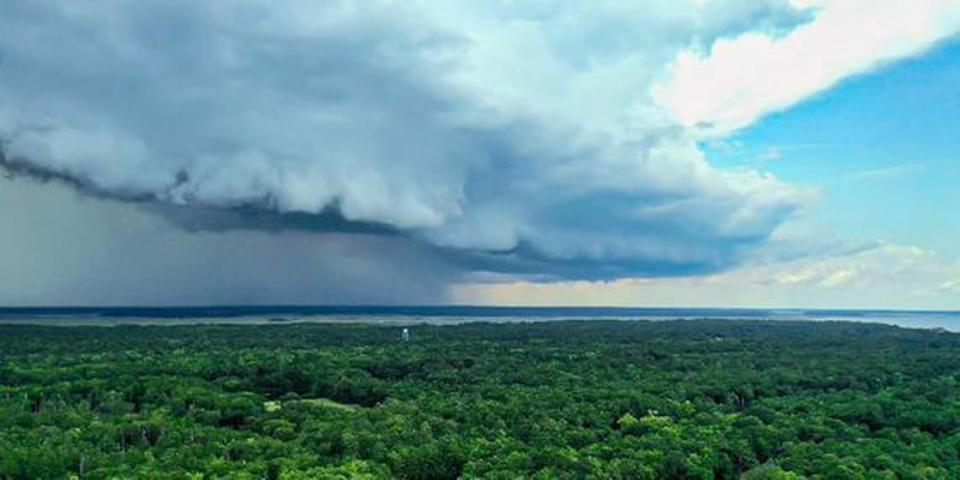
[704,38,960,257]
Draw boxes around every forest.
[2,319,960,479]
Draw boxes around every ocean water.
[0,306,959,331]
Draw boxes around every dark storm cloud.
[0,1,816,285]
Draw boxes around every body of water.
[1,306,959,331]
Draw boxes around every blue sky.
[706,38,960,258]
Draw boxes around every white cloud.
[942,278,960,294]
[653,0,960,134]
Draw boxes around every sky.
[0,0,958,309]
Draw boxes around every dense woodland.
[2,319,960,479]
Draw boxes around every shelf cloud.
[2,1,956,286]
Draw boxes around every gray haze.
[0,177,454,305]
